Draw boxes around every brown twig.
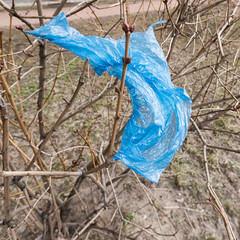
[192,94,240,110]
[42,121,67,170]
[76,129,100,179]
[72,208,104,240]
[66,0,98,17]
[27,51,61,130]
[0,183,46,201]
[1,170,84,177]
[108,21,132,158]
[53,0,67,16]
[0,96,17,239]
[88,5,105,32]
[0,0,34,30]
[61,77,119,124]
[0,74,45,170]
[23,59,88,173]
[191,118,236,240]
[36,0,47,141]
[6,14,13,84]
[49,182,62,235]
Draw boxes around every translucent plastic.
[26,13,192,183]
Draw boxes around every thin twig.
[61,77,118,124]
[0,0,34,30]
[23,59,88,173]
[1,73,45,170]
[72,208,104,240]
[108,23,131,158]
[191,118,236,240]
[0,96,17,239]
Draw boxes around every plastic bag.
[26,13,192,183]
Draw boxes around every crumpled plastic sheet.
[26,12,192,183]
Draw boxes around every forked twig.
[23,59,88,173]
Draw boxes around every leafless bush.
[0,0,239,239]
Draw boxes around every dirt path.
[0,0,178,28]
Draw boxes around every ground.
[0,1,240,240]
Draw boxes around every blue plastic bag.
[26,13,192,183]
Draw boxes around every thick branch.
[0,97,17,239]
[108,25,131,158]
